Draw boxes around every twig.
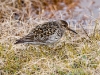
[93,20,98,37]
[80,23,90,39]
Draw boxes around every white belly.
[46,29,64,44]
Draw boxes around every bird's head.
[58,20,68,29]
[58,20,77,34]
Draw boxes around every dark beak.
[67,28,77,34]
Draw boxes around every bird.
[14,20,77,45]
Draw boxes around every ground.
[0,0,100,75]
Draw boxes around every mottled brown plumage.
[15,20,77,45]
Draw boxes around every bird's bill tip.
[68,28,77,34]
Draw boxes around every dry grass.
[0,0,100,75]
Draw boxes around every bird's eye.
[62,24,66,27]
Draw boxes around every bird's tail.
[14,38,25,44]
[14,36,33,44]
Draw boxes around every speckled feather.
[15,20,77,45]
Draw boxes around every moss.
[67,68,90,75]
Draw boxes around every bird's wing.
[15,22,59,44]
